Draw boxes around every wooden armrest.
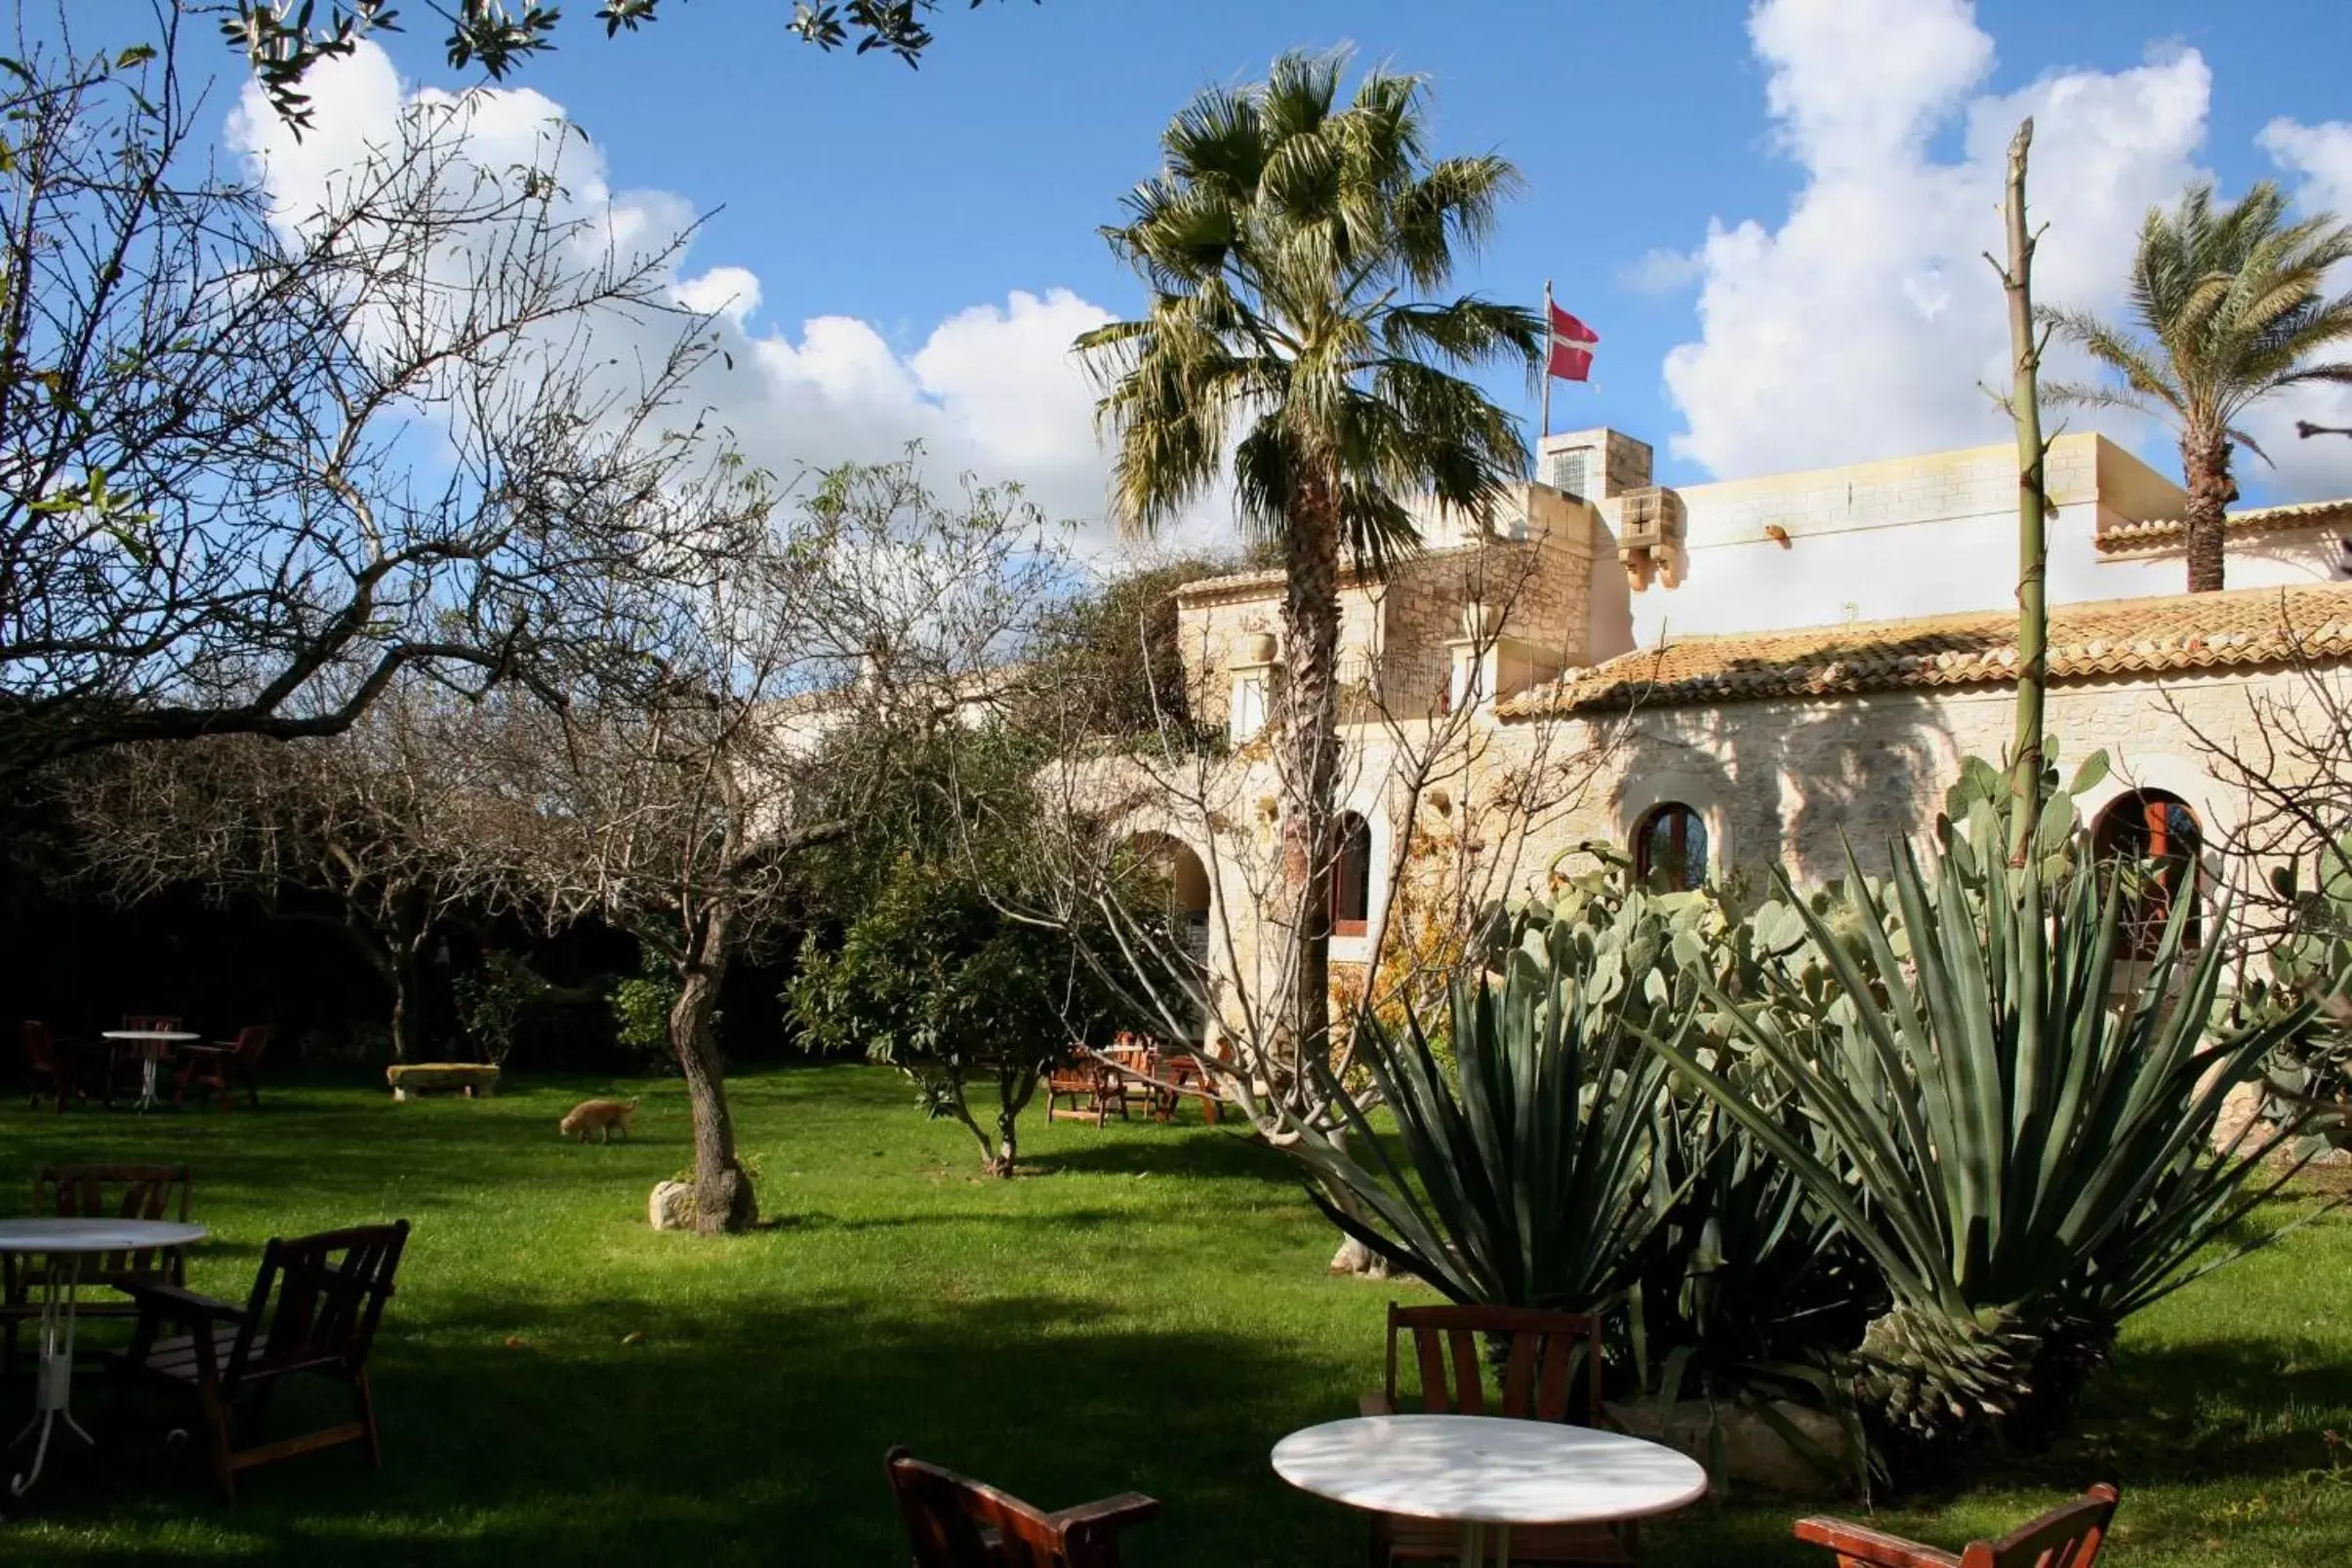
[116,1279,245,1326]
[1359,1391,1396,1417]
[1793,1516,1962,1568]
[1050,1492,1160,1540]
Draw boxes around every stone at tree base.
[385,1063,502,1101]
[648,1181,695,1231]
[1605,1398,1847,1498]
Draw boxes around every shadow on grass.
[1023,1128,1289,1184]
[43,1289,1362,1568]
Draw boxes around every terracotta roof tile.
[2094,498,2352,553]
[1498,581,2352,717]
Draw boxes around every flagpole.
[1539,277,1554,447]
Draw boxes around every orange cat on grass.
[558,1098,638,1143]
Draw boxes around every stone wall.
[1492,667,2340,906]
[1174,484,1602,734]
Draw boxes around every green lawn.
[0,1064,2346,1564]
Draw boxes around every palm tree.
[1077,51,1539,1066]
[2045,181,2352,592]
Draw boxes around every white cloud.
[1619,247,1704,296]
[225,44,1225,565]
[1663,0,2212,482]
[2261,118,2352,216]
[2250,118,2352,502]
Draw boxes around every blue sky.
[62,0,2352,543]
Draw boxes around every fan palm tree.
[1077,51,1540,1066]
[2044,181,2352,592]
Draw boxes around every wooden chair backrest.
[227,1025,272,1065]
[1383,1302,1604,1426]
[22,1021,56,1072]
[1964,1485,2118,1568]
[885,1448,1118,1568]
[121,1015,182,1033]
[225,1221,410,1386]
[37,1164,192,1277]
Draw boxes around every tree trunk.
[994,1099,1021,1178]
[992,1065,1039,1178]
[388,945,425,1065]
[670,903,756,1234]
[1279,472,1345,1091]
[2181,431,2235,593]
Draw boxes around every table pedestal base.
[1459,1520,1513,1565]
[134,1056,163,1112]
[10,1258,93,1497]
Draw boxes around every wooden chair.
[2,1164,194,1371]
[1044,1051,1132,1128]
[1795,1484,2119,1568]
[1102,1037,1176,1122]
[1361,1303,1622,1567]
[107,1220,410,1502]
[22,1021,104,1111]
[884,1445,1159,1568]
[175,1025,272,1109]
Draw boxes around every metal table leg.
[138,1053,160,1112]
[10,1255,92,1495]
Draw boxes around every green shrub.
[453,951,549,1065]
[790,856,1124,1175]
[610,946,682,1073]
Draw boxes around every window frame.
[2092,788,2203,958]
[1329,812,1373,939]
[1632,802,1709,894]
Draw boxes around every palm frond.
[1086,52,1533,577]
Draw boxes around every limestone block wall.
[1174,486,1604,732]
[1108,661,2347,1051]
[1491,668,2338,906]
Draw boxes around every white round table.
[100,1030,200,1111]
[1273,1414,1708,1564]
[0,1219,206,1496]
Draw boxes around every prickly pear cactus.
[1933,742,2108,894]
[2248,831,2352,1156]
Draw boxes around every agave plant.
[1647,837,2322,1448]
[1289,905,1688,1311]
[1637,1078,1882,1407]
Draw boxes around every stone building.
[1147,426,2352,1037]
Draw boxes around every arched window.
[2093,789,2203,956]
[1329,813,1372,938]
[1634,803,1709,893]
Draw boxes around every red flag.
[1546,302,1599,382]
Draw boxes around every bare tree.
[55,685,486,1061]
[993,537,1620,1266]
[457,458,1066,1232]
[2167,624,2352,949]
[1,16,736,780]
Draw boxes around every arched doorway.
[1121,832,1211,963]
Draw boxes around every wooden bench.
[385,1064,502,1101]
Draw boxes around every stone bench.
[385,1063,503,1101]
